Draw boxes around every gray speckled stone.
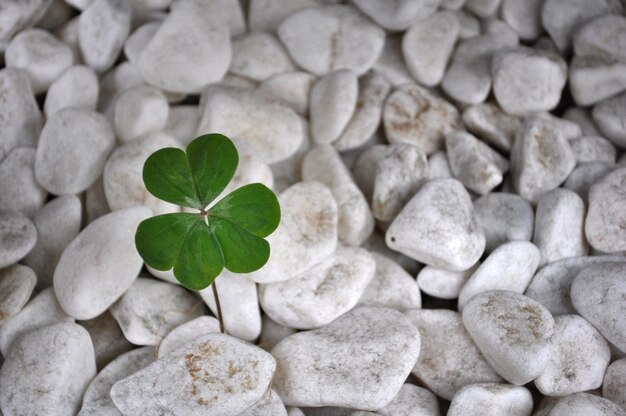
[0,264,36,324]
[0,211,36,269]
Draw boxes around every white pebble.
[123,22,159,64]
[258,71,315,117]
[448,383,533,416]
[502,0,544,40]
[564,161,615,202]
[417,265,477,299]
[352,0,440,31]
[0,147,47,217]
[603,358,626,412]
[239,389,288,416]
[585,167,626,253]
[44,65,99,117]
[162,105,200,145]
[0,265,36,324]
[0,211,36,269]
[230,31,296,81]
[536,392,626,416]
[248,0,321,32]
[80,310,134,370]
[570,135,616,164]
[593,91,626,148]
[114,85,169,143]
[462,102,521,152]
[157,316,220,358]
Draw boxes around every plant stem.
[212,281,225,334]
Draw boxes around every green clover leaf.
[135,134,281,291]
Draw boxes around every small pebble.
[239,389,288,416]
[462,102,521,153]
[535,314,610,396]
[406,309,502,400]
[260,245,375,329]
[603,359,626,412]
[273,306,421,410]
[386,178,485,272]
[110,277,206,346]
[230,31,295,82]
[571,263,626,353]
[43,65,99,117]
[54,207,150,320]
[570,135,617,164]
[157,316,220,358]
[375,384,440,416]
[462,291,555,385]
[447,383,533,416]
[593,91,626,148]
[0,147,47,217]
[352,0,440,31]
[0,265,36,324]
[111,333,276,415]
[248,0,321,32]
[417,265,477,300]
[80,310,134,370]
[113,85,169,143]
[258,71,315,117]
[564,161,615,202]
[0,211,36,269]
[0,322,96,416]
[372,34,415,87]
[535,392,626,416]
[585,167,626,253]
[277,5,385,76]
[5,28,74,93]
[502,0,543,40]
[162,105,200,145]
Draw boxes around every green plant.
[135,133,281,332]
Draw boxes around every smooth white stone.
[372,35,415,87]
[406,309,502,400]
[462,291,555,385]
[458,242,541,311]
[197,86,304,164]
[54,207,150,320]
[97,62,144,120]
[533,189,588,266]
[374,384,440,416]
[603,358,626,412]
[0,322,96,416]
[157,316,220,358]
[239,389,288,416]
[386,178,485,272]
[402,11,459,87]
[310,69,358,144]
[473,192,534,253]
[36,107,115,195]
[0,68,42,160]
[245,181,338,284]
[426,150,452,180]
[541,0,622,52]
[492,47,567,115]
[0,265,36,324]
[80,310,134,370]
[0,147,47,217]
[571,262,626,352]
[510,115,577,203]
[417,265,477,300]
[103,132,182,214]
[302,145,374,246]
[442,28,519,105]
[564,162,615,202]
[111,333,276,415]
[465,0,501,17]
[447,383,533,416]
[0,288,73,356]
[334,72,391,151]
[110,277,206,346]
[123,22,158,64]
[24,195,81,288]
[563,107,602,136]
[79,347,154,416]
[230,31,295,81]
[571,135,616,164]
[569,58,626,107]
[0,0,54,41]
[199,272,261,341]
[462,102,521,152]
[454,10,480,39]
[5,28,73,94]
[258,315,297,353]
[593,91,626,148]
[44,65,99,116]
[446,130,509,195]
[260,245,375,329]
[272,306,421,410]
[113,85,168,143]
[258,71,315,117]
[502,0,544,40]
[359,253,421,311]
[352,0,440,31]
[85,176,111,224]
[248,0,321,32]
[535,392,626,416]
[352,144,388,201]
[277,5,385,76]
[535,315,610,396]
[383,83,461,154]
[162,105,200,145]
[137,0,230,93]
[79,0,131,73]
[0,211,36,269]
[585,167,626,252]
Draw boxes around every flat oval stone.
[571,262,626,353]
[359,253,422,311]
[0,147,47,217]
[78,347,155,416]
[24,195,82,288]
[111,333,276,415]
[158,316,220,358]
[448,383,533,416]
[0,264,36,324]
[245,181,338,284]
[0,322,96,416]
[272,306,421,410]
[113,85,169,143]
[603,358,626,411]
[386,178,485,272]
[406,309,502,400]
[462,291,555,385]
[35,107,116,195]
[458,241,540,311]
[44,65,99,117]
[230,32,296,82]
[260,246,375,329]
[0,288,73,356]
[54,207,150,320]
[535,314,610,396]
[277,5,385,76]
[0,211,36,269]
[585,167,626,253]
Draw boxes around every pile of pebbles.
[1,0,626,415]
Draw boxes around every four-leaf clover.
[135,134,281,290]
